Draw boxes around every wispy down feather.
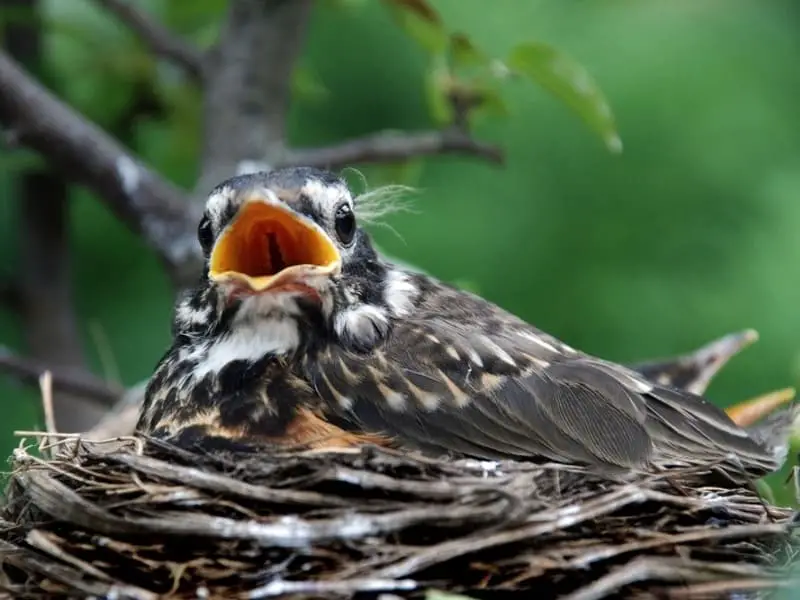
[353,183,418,225]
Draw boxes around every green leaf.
[755,479,777,505]
[383,0,441,24]
[323,0,369,9]
[449,33,489,69]
[0,149,46,174]
[374,159,426,187]
[506,41,622,153]
[291,65,330,105]
[42,7,152,129]
[424,59,454,125]
[470,81,510,120]
[383,0,448,55]
[478,89,509,118]
[0,5,37,30]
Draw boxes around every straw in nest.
[0,431,797,600]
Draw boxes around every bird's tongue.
[208,201,341,292]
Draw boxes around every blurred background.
[0,0,799,503]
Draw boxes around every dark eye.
[197,215,214,253]
[334,204,356,245]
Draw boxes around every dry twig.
[278,128,504,170]
[0,346,122,407]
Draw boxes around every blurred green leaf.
[186,20,221,48]
[449,32,489,69]
[42,7,153,129]
[756,478,777,504]
[478,90,509,119]
[160,0,227,26]
[291,65,330,105]
[0,6,37,30]
[471,82,509,120]
[0,149,46,174]
[382,0,448,55]
[383,0,441,25]
[506,41,622,153]
[424,59,454,125]
[323,0,370,9]
[130,71,201,188]
[373,159,426,187]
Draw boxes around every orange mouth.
[208,199,341,293]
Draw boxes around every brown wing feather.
[308,280,784,479]
[308,314,656,472]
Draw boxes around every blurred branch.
[196,0,314,194]
[279,127,504,169]
[0,51,203,288]
[92,0,205,82]
[2,0,109,431]
[0,346,123,407]
[16,173,110,430]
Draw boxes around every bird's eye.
[197,215,214,253]
[334,204,356,245]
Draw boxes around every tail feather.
[744,403,799,471]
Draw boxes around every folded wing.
[308,310,783,480]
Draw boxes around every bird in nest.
[136,167,796,483]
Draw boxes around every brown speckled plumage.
[137,167,795,483]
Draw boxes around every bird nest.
[0,435,798,600]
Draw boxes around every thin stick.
[38,371,56,457]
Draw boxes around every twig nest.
[0,435,797,599]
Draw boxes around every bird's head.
[181,167,417,351]
[202,167,357,311]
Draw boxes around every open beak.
[208,197,341,294]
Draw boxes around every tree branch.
[92,0,205,82]
[196,0,314,194]
[17,172,111,430]
[0,50,203,288]
[0,346,123,407]
[279,127,504,170]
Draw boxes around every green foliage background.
[1,0,799,514]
